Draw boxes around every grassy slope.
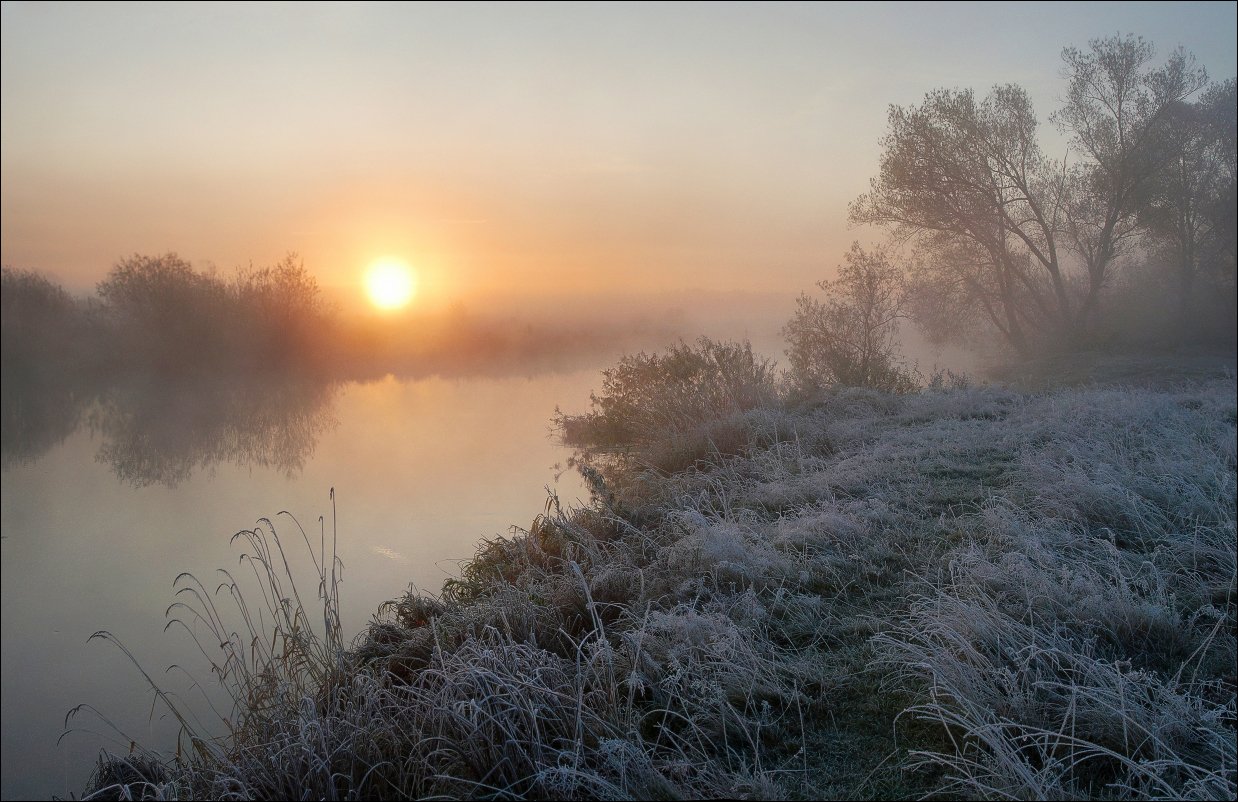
[86,356,1237,800]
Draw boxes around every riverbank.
[85,354,1236,800]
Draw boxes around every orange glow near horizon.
[2,5,1234,304]
[365,258,417,311]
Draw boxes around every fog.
[3,255,998,489]
[1,6,1234,797]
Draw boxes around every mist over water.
[0,367,609,799]
[1,4,1233,795]
[3,277,874,799]
[2,241,1205,799]
[0,266,1227,799]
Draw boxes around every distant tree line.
[95,252,337,375]
[1,252,688,472]
[787,34,1235,392]
[5,33,1231,406]
[2,251,675,387]
[1,255,342,473]
[3,253,337,380]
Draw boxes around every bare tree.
[1053,34,1208,328]
[1198,79,1238,319]
[1136,79,1237,327]
[853,35,1212,353]
[783,242,916,393]
[850,86,1069,354]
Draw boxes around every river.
[0,369,595,800]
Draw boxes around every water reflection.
[93,375,340,487]
[0,370,86,471]
[0,259,685,485]
[0,368,597,800]
[2,369,340,487]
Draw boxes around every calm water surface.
[0,370,593,800]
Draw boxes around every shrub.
[555,337,779,474]
[783,242,918,395]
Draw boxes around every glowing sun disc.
[365,258,416,310]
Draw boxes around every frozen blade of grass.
[83,631,223,763]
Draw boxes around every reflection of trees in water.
[1,268,96,470]
[3,254,679,483]
[88,374,340,487]
[2,260,341,485]
[1,367,339,487]
[0,372,88,470]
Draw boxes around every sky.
[2,1,1236,312]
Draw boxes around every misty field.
[83,350,1236,800]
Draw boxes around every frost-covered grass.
[84,355,1236,800]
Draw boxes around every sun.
[365,258,417,311]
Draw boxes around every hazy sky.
[3,1,1235,310]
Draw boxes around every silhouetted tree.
[1135,80,1235,330]
[1198,79,1238,282]
[1198,80,1238,335]
[231,253,334,368]
[853,34,1218,353]
[1142,101,1211,315]
[1,267,85,374]
[850,85,1069,354]
[95,252,335,374]
[96,253,227,373]
[1,268,93,466]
